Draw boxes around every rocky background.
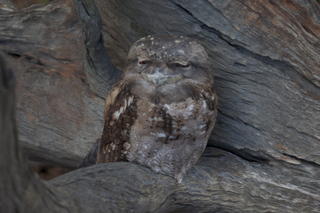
[0,0,319,212]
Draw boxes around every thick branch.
[74,0,121,98]
[0,0,114,167]
[1,0,319,169]
[50,149,320,213]
[96,0,320,165]
[1,50,320,213]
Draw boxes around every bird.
[96,35,217,183]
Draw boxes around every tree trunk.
[0,0,319,212]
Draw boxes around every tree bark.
[95,0,320,164]
[0,0,320,212]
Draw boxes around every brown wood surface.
[0,0,319,212]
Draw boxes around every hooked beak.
[141,70,183,86]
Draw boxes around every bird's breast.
[125,97,216,176]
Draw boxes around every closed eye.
[138,60,151,65]
[174,63,190,68]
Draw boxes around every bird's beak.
[141,70,183,86]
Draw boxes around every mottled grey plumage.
[96,35,217,183]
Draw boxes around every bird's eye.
[174,63,190,68]
[180,64,190,68]
[138,60,150,65]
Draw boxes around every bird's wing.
[97,81,138,163]
[78,138,101,168]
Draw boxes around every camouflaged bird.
[96,35,217,183]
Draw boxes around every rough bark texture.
[0,0,109,167]
[0,0,320,212]
[96,0,320,165]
